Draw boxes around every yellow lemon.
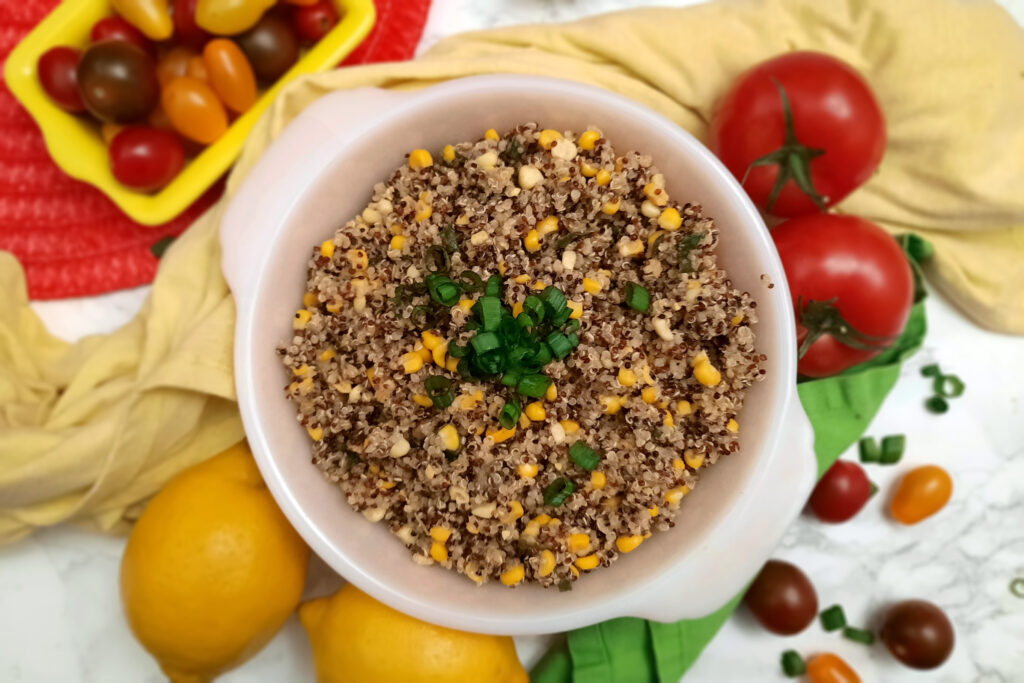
[300,584,527,683]
[120,442,309,682]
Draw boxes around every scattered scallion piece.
[458,270,483,293]
[843,626,876,645]
[546,332,573,360]
[1010,578,1024,598]
[423,376,454,409]
[925,396,949,414]
[523,295,546,322]
[425,245,451,273]
[500,399,522,429]
[485,274,503,298]
[820,605,847,632]
[544,477,575,506]
[880,434,906,464]
[448,343,469,358]
[858,437,880,463]
[934,374,965,398]
[518,373,552,398]
[557,578,573,592]
[780,650,805,677]
[440,225,460,254]
[920,363,942,377]
[624,282,651,312]
[569,441,601,471]
[474,296,503,332]
[470,331,501,355]
[540,286,567,316]
[426,273,460,306]
[677,232,705,272]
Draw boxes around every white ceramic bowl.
[221,75,816,635]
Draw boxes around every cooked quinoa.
[279,123,765,589]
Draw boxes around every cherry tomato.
[284,0,318,6]
[890,465,952,525]
[744,559,818,635]
[711,52,885,217]
[806,653,861,683]
[89,16,155,58]
[236,15,298,83]
[77,41,159,123]
[172,0,211,47]
[147,104,175,131]
[37,47,86,113]
[880,599,954,669]
[161,76,228,144]
[203,39,257,113]
[772,214,913,378]
[291,0,338,43]
[109,127,185,190]
[186,55,209,82]
[156,46,197,86]
[808,460,871,523]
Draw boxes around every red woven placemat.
[0,0,432,300]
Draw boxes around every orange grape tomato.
[202,39,257,113]
[186,55,209,82]
[284,0,319,6]
[890,465,953,525]
[101,122,125,144]
[156,46,197,86]
[161,76,228,144]
[806,653,861,683]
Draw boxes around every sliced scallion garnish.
[425,245,450,273]
[780,650,805,677]
[485,274,503,298]
[543,477,575,506]
[546,332,573,360]
[842,626,875,645]
[458,270,483,293]
[474,296,503,332]
[925,396,949,414]
[879,434,906,464]
[440,225,460,254]
[500,398,522,429]
[920,363,942,377]
[423,376,454,409]
[523,295,546,322]
[518,373,552,398]
[470,331,502,355]
[819,605,846,632]
[624,282,650,312]
[539,286,567,317]
[934,374,965,398]
[858,437,880,463]
[569,441,601,471]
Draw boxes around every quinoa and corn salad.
[279,124,765,589]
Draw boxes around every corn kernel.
[486,427,516,444]
[570,565,580,578]
[532,280,547,291]
[318,348,336,362]
[575,554,600,571]
[303,292,318,308]
[649,505,659,517]
[524,401,547,421]
[421,330,443,350]
[665,486,690,505]
[658,207,682,231]
[591,471,607,490]
[500,565,525,586]
[485,128,500,141]
[415,192,433,222]
[617,367,638,387]
[306,426,323,441]
[726,418,739,434]
[618,238,644,257]
[533,514,552,526]
[731,314,744,326]
[442,144,456,162]
[430,526,452,542]
[430,542,448,563]
[502,501,525,523]
[326,301,342,313]
[518,165,543,189]
[446,357,460,372]
[412,394,433,407]
[401,352,423,374]
[320,240,335,258]
[512,299,525,317]
[524,230,542,252]
[465,563,484,583]
[550,421,566,444]
[414,345,431,362]
[458,299,476,313]
[538,129,562,150]
[582,277,602,294]
[602,198,621,215]
[676,400,692,416]
[522,520,541,538]
[581,162,599,178]
[514,274,532,285]
[379,480,396,490]
[293,309,312,329]
[390,436,410,458]
[641,386,659,404]
[498,261,508,275]
[652,317,674,341]
[664,411,675,428]
[595,169,612,186]
[367,367,376,381]
[475,150,498,171]
[408,149,433,170]
[616,535,644,553]
[345,249,368,271]
[568,301,584,320]
[694,360,722,387]
[459,390,483,410]
[578,130,600,150]
[601,395,624,415]
[644,174,668,206]
[545,383,558,401]
[390,234,407,250]
[684,449,706,469]
[537,216,560,237]
[568,533,591,553]
[519,412,531,429]
[470,231,489,246]
[292,364,312,377]
[560,419,580,434]
[538,550,556,577]
[439,424,460,452]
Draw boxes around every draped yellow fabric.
[2,0,1022,542]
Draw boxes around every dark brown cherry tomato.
[291,0,338,43]
[109,127,185,191]
[809,460,872,523]
[38,47,86,113]
[235,15,298,83]
[172,0,211,47]
[89,16,155,59]
[744,559,818,635]
[77,41,159,123]
[880,600,955,670]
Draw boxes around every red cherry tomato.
[806,653,861,683]
[291,0,338,43]
[743,559,818,635]
[772,214,914,378]
[711,52,886,217]
[809,460,871,523]
[173,0,211,48]
[890,465,953,525]
[109,127,185,191]
[90,16,155,59]
[37,47,86,113]
[161,76,228,144]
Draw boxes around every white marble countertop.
[6,1,1024,681]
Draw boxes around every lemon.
[300,584,527,683]
[120,442,309,682]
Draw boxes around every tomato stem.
[797,297,897,359]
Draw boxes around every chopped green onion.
[880,434,906,464]
[485,274,503,298]
[546,332,573,360]
[780,650,805,677]
[458,270,483,293]
[540,286,567,316]
[543,477,575,506]
[474,296,503,332]
[475,350,505,375]
[441,226,460,254]
[518,373,552,398]
[677,232,705,272]
[624,282,650,312]
[566,332,580,348]
[427,273,460,306]
[409,305,433,328]
[529,344,552,367]
[501,368,522,387]
[820,605,847,632]
[925,396,949,414]
[858,437,880,463]
[557,578,573,592]
[569,441,601,471]
[516,312,535,330]
[843,626,875,645]
[423,376,454,409]
[425,245,451,273]
[920,363,942,377]
[500,399,522,429]
[564,318,581,333]
[1010,578,1024,598]
[934,374,965,398]
[448,343,469,358]
[523,295,546,322]
[471,331,501,355]
[869,480,879,497]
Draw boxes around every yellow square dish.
[3,0,375,225]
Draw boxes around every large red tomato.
[773,214,913,378]
[711,52,886,217]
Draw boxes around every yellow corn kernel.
[560,419,580,434]
[601,395,625,415]
[616,535,644,554]
[367,367,376,381]
[389,223,403,235]
[617,367,638,387]
[446,356,460,372]
[618,239,644,257]
[401,352,423,374]
[537,216,559,236]
[457,299,476,313]
[581,162,599,178]
[498,261,508,275]
[303,292,318,308]
[673,457,686,471]
[390,234,407,250]
[442,144,456,162]
[306,426,323,441]
[458,390,484,410]
[485,128,499,141]
[293,309,312,330]
[368,464,380,475]
[320,239,335,258]
[602,198,621,215]
[578,130,600,150]
[326,301,342,313]
[643,174,668,206]
[522,520,542,538]
[595,169,612,186]
[538,550,556,577]
[430,526,452,542]
[533,514,552,526]
[731,314,744,326]
[727,418,740,434]
[575,554,600,571]
[568,533,591,553]
[421,330,444,350]
[487,427,516,444]
[318,348,336,362]
[513,274,530,285]
[665,486,691,505]
[641,386,659,404]
[414,345,431,362]
[568,301,583,320]
[538,129,562,150]
[649,505,659,517]
[292,364,312,377]
[647,230,665,249]
[694,360,722,387]
[590,470,607,490]
[676,400,692,416]
[570,565,580,579]
[519,412,532,430]
[439,424,460,452]
[379,480,397,490]
[408,149,433,170]
[664,411,675,428]
[545,382,558,401]
[658,207,682,231]
[512,299,525,317]
[502,501,525,524]
[430,542,448,563]
[525,401,547,421]
[582,277,602,294]
[345,249,368,271]
[432,343,448,368]
[415,192,433,222]
[684,449,706,469]
[500,565,525,586]
[465,563,484,583]
[412,394,433,407]
[524,229,541,252]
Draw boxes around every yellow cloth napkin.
[2,0,1022,542]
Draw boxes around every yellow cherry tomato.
[161,76,228,144]
[195,0,276,35]
[111,0,173,40]
[203,39,257,113]
[890,465,953,525]
[156,46,196,86]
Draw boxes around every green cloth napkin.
[532,238,930,682]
